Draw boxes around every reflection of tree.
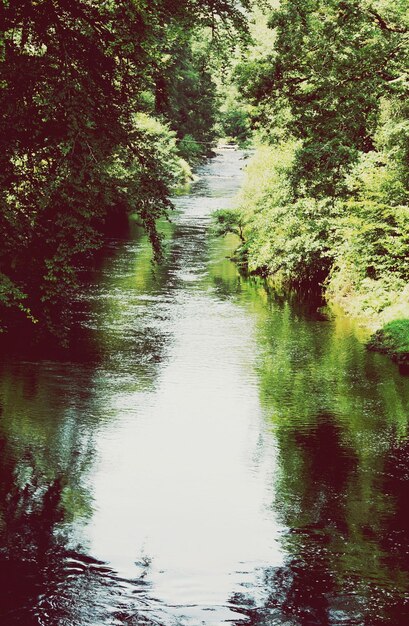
[262,414,357,626]
[230,414,357,626]
[0,466,65,623]
[0,219,181,624]
[0,466,153,626]
[0,363,161,625]
[370,440,409,626]
[227,282,409,626]
[276,414,356,531]
[0,361,95,624]
[72,230,174,377]
[0,389,208,620]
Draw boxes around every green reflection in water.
[208,243,409,624]
[0,361,96,532]
[0,156,408,625]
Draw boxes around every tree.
[237,0,409,196]
[0,0,252,336]
[230,0,409,330]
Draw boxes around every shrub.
[177,134,204,163]
[236,143,339,286]
[367,320,409,364]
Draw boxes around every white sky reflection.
[88,292,284,622]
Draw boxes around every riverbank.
[326,276,409,366]
[219,144,409,366]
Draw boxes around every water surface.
[0,150,408,626]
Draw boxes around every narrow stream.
[0,150,408,626]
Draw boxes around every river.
[0,150,408,626]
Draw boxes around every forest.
[1,0,408,360]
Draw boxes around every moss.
[367,319,409,364]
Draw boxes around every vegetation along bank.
[1,0,408,364]
[214,1,409,365]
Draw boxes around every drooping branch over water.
[0,0,252,338]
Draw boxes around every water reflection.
[219,283,409,625]
[0,150,408,625]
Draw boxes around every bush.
[236,143,339,286]
[177,134,204,163]
[327,151,409,324]
[367,320,409,364]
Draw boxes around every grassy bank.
[367,321,409,365]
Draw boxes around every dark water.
[0,150,408,626]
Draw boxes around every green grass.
[367,319,409,364]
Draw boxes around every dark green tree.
[237,0,408,196]
[0,0,252,336]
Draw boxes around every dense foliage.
[2,0,408,353]
[221,0,408,349]
[0,0,251,336]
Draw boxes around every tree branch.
[368,9,408,34]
